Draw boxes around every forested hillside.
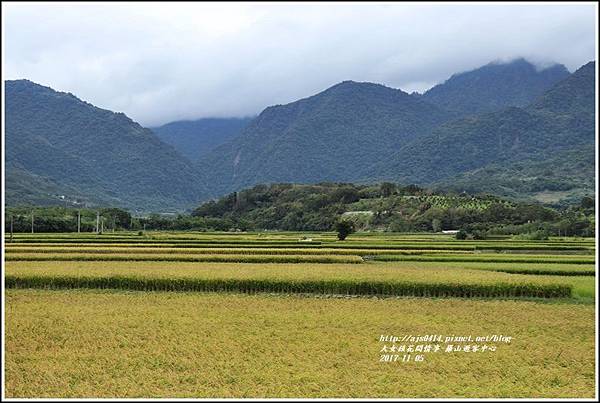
[5,80,209,211]
[198,80,456,195]
[189,182,594,236]
[421,58,570,115]
[368,61,595,200]
[435,144,595,205]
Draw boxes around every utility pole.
[77,211,81,233]
[96,211,100,234]
[31,210,34,234]
[10,215,14,243]
[101,218,104,233]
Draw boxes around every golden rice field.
[3,231,597,398]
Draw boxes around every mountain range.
[198,59,595,203]
[4,58,596,211]
[367,62,595,184]
[197,80,456,195]
[151,117,252,162]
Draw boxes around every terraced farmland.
[4,231,596,397]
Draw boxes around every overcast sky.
[3,2,597,127]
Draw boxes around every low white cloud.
[3,2,597,126]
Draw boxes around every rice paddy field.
[3,231,597,398]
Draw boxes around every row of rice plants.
[3,247,473,256]
[4,242,327,249]
[330,243,593,251]
[473,266,595,276]
[473,245,593,251]
[11,232,590,244]
[9,236,592,251]
[372,255,595,265]
[8,238,323,245]
[4,253,364,264]
[5,274,571,299]
[10,244,592,256]
[8,260,586,297]
[340,238,593,245]
[11,232,593,244]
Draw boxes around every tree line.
[4,183,595,238]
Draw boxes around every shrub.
[455,230,468,240]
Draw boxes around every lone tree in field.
[335,220,355,241]
[455,229,468,240]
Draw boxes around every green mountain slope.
[434,145,595,205]
[5,80,209,212]
[368,61,595,202]
[4,161,120,207]
[151,117,252,161]
[199,81,456,195]
[421,58,570,116]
